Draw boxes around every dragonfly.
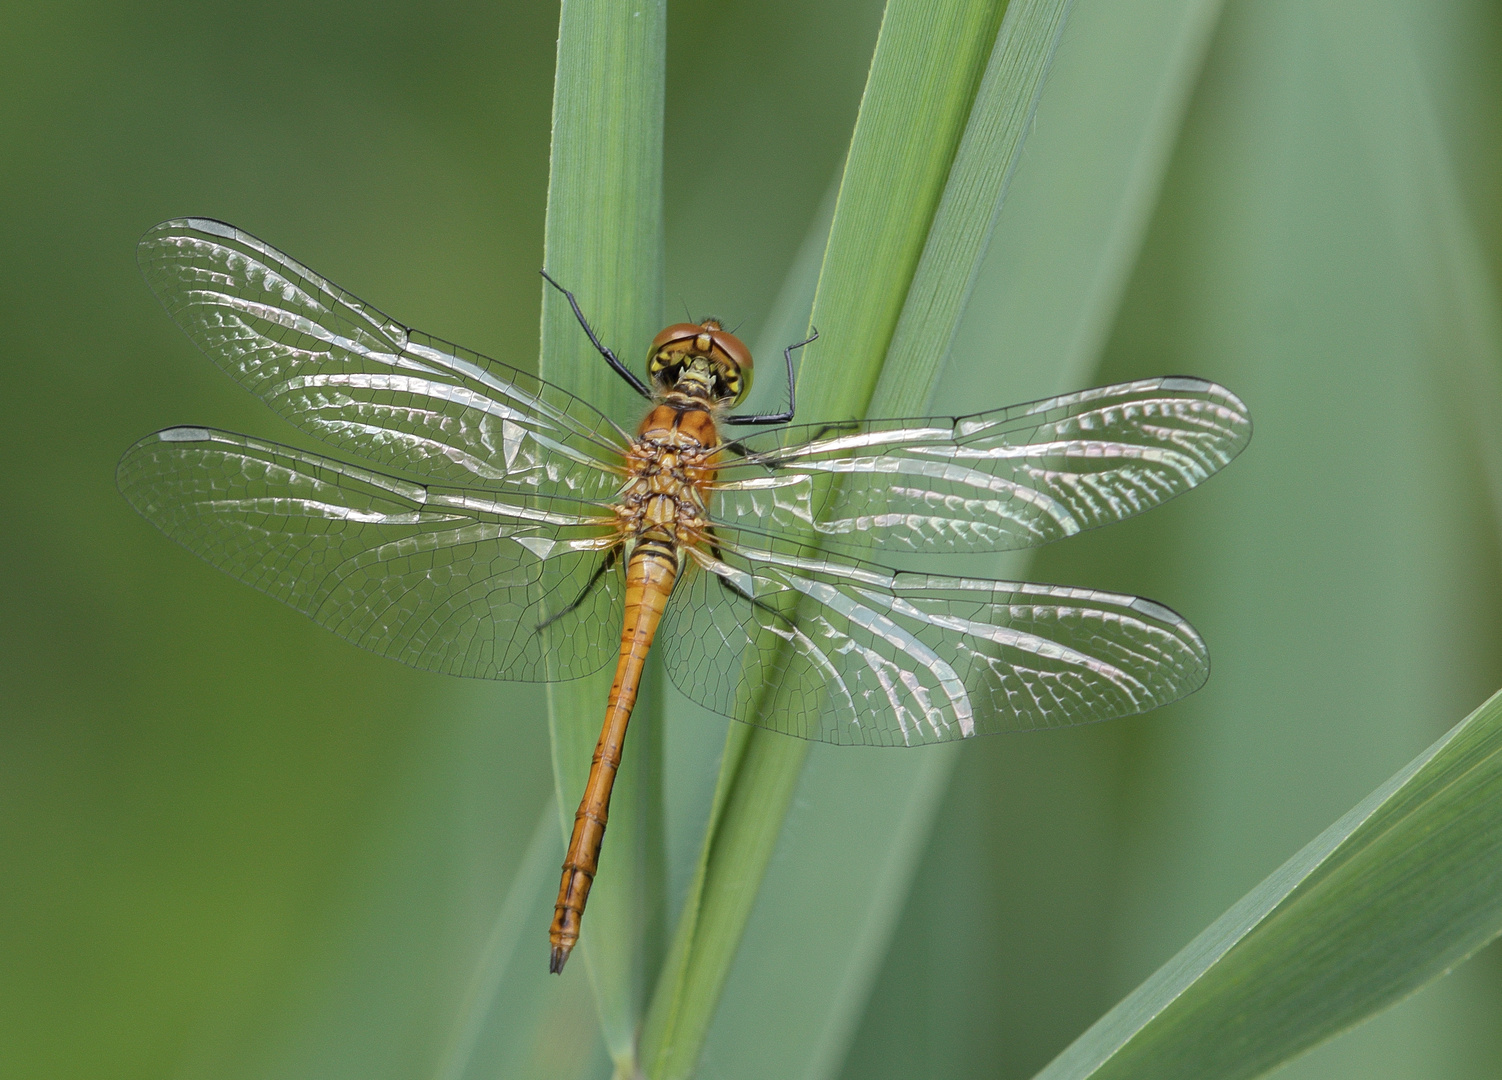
[119,218,1251,974]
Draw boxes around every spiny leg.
[536,548,619,633]
[705,531,790,625]
[718,417,861,470]
[714,569,789,625]
[724,328,818,426]
[539,270,653,400]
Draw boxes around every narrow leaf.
[1035,688,1502,1080]
[878,0,1074,409]
[639,0,1075,1075]
[539,1,667,1069]
[948,0,1227,389]
[829,0,1237,1075]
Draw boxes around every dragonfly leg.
[719,418,860,471]
[724,327,818,426]
[540,270,653,400]
[536,548,619,633]
[714,571,789,625]
[715,437,756,460]
[706,533,790,625]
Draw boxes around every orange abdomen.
[548,540,678,973]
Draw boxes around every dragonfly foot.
[550,944,572,975]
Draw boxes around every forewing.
[713,378,1250,553]
[118,427,623,682]
[137,218,629,497]
[658,532,1208,746]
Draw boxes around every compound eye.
[715,360,743,402]
[705,329,752,405]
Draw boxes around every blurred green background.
[3,2,1501,1078]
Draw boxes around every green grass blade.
[831,5,1233,1076]
[1035,688,1502,1080]
[878,0,1073,408]
[950,0,1227,388]
[706,744,962,1080]
[1019,5,1502,1076]
[539,2,666,1069]
[795,0,1007,425]
[711,3,1228,1075]
[639,2,1075,1075]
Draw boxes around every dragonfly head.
[648,320,753,407]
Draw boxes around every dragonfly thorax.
[619,434,713,546]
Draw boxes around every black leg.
[714,567,790,626]
[814,421,858,439]
[717,438,754,460]
[703,530,789,625]
[724,328,818,426]
[540,270,653,400]
[536,548,619,632]
[719,419,861,472]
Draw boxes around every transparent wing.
[657,530,1208,746]
[137,218,629,497]
[712,378,1251,554]
[118,427,624,681]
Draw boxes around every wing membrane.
[137,218,628,496]
[713,378,1250,553]
[118,427,623,681]
[658,531,1208,746]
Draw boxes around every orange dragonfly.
[119,219,1251,973]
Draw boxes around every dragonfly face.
[120,218,1252,974]
[647,319,753,407]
